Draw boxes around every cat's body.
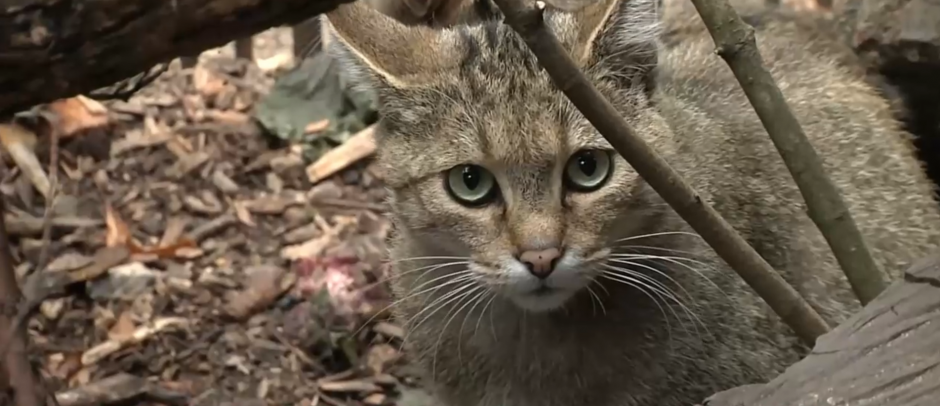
[324,1,940,405]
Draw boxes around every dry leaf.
[280,235,332,261]
[306,125,377,184]
[47,252,94,273]
[233,201,256,227]
[784,0,828,11]
[76,95,108,114]
[246,196,294,214]
[256,53,294,72]
[0,123,51,198]
[110,127,172,156]
[82,317,188,366]
[68,246,131,285]
[138,239,199,259]
[104,203,131,248]
[363,393,387,405]
[159,216,188,247]
[108,312,136,341]
[304,119,330,135]
[192,65,227,97]
[317,379,381,393]
[365,344,401,374]
[68,366,93,388]
[47,95,110,138]
[48,352,84,381]
[205,109,250,124]
[223,265,296,320]
[373,322,404,339]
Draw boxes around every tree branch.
[687,0,886,305]
[705,251,940,406]
[0,0,356,118]
[490,0,830,344]
[0,193,41,406]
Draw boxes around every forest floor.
[4,28,434,406]
[3,1,841,405]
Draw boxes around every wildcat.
[322,0,940,405]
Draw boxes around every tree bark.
[0,0,355,118]
[704,251,940,406]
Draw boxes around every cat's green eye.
[446,165,498,206]
[565,149,613,192]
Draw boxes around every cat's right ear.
[322,2,465,89]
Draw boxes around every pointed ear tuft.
[323,2,465,89]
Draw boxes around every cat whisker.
[387,255,472,264]
[417,282,486,374]
[613,231,702,243]
[378,260,472,285]
[614,244,704,258]
[442,284,491,371]
[609,251,728,299]
[405,277,479,340]
[585,284,608,316]
[598,271,675,343]
[602,264,707,338]
[476,292,499,341]
[354,267,473,338]
[602,264,699,338]
[606,257,700,306]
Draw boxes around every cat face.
[325,0,664,311]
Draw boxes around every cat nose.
[518,247,562,279]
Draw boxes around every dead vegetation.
[1,0,939,405]
[0,30,427,406]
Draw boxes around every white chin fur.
[508,289,576,312]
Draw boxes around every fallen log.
[0,0,355,117]
[704,252,940,406]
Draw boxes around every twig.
[0,121,61,406]
[88,64,170,102]
[55,373,187,406]
[490,0,829,344]
[34,116,61,277]
[0,196,42,406]
[0,121,61,358]
[687,0,886,305]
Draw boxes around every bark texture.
[0,0,355,117]
[705,251,940,406]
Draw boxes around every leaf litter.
[0,28,426,406]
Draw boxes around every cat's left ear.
[323,1,467,89]
[546,0,661,68]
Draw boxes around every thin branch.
[0,195,42,406]
[0,117,61,360]
[490,0,829,344]
[33,114,61,279]
[88,64,170,102]
[687,0,886,305]
[0,117,61,406]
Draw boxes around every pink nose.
[518,247,562,279]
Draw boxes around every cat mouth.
[508,285,576,312]
[531,285,556,296]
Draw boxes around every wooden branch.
[490,0,829,344]
[0,0,356,117]
[688,0,887,305]
[0,196,42,406]
[704,251,940,406]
